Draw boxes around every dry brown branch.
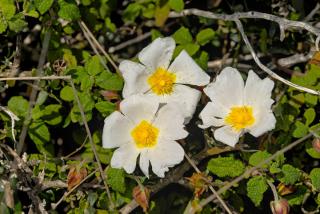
[0,75,72,81]
[169,9,320,95]
[51,169,98,209]
[69,79,115,210]
[186,132,316,213]
[119,146,233,213]
[17,26,52,155]
[108,32,151,53]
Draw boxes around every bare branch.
[0,75,71,81]
[109,32,151,53]
[169,8,320,95]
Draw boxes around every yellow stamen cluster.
[131,120,159,148]
[225,106,255,132]
[147,67,176,95]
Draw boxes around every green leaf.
[8,13,27,32]
[292,121,308,138]
[34,0,54,14]
[310,168,320,190]
[281,164,300,185]
[122,3,143,23]
[0,19,8,33]
[42,104,63,126]
[7,96,29,117]
[71,92,94,123]
[95,72,123,91]
[0,0,16,20]
[249,151,272,168]
[246,176,268,206]
[60,86,74,102]
[85,55,104,76]
[304,108,315,126]
[305,93,318,106]
[58,1,80,21]
[196,28,215,46]
[207,156,245,178]
[106,168,126,193]
[28,121,53,156]
[195,51,209,70]
[95,101,116,117]
[306,141,320,159]
[174,43,200,57]
[154,2,170,27]
[172,27,193,45]
[168,0,184,12]
[286,186,307,206]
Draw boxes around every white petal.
[111,143,140,173]
[119,60,150,98]
[165,84,201,121]
[139,150,150,177]
[153,104,188,141]
[168,50,210,86]
[120,94,159,124]
[149,140,184,177]
[199,102,227,129]
[244,70,275,109]
[138,37,175,71]
[249,111,276,137]
[102,111,134,148]
[214,126,241,147]
[204,67,244,109]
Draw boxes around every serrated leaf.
[0,0,16,20]
[207,157,245,178]
[246,176,268,206]
[106,168,126,193]
[8,13,27,32]
[168,0,184,12]
[28,121,53,156]
[60,86,74,102]
[95,72,123,91]
[196,28,215,46]
[122,3,143,23]
[310,168,320,190]
[58,1,80,21]
[304,108,315,126]
[71,92,94,122]
[34,0,54,14]
[85,55,104,76]
[42,104,63,125]
[7,96,29,117]
[172,27,193,45]
[281,164,300,185]
[292,121,308,138]
[249,151,272,168]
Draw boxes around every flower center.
[224,106,255,132]
[131,120,159,148]
[147,67,176,95]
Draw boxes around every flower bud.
[312,138,320,153]
[270,199,290,214]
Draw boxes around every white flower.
[119,37,210,122]
[102,94,188,178]
[199,67,276,147]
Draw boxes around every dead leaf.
[187,173,212,198]
[309,51,320,66]
[67,166,87,190]
[133,185,150,213]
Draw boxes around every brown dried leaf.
[133,186,150,213]
[187,173,212,198]
[67,166,87,190]
[277,183,295,196]
[309,52,320,66]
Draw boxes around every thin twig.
[51,169,98,209]
[191,132,315,213]
[61,136,88,160]
[0,75,71,81]
[17,27,52,155]
[0,106,19,143]
[69,79,115,210]
[78,21,120,74]
[184,153,233,214]
[266,179,279,201]
[10,35,22,77]
[108,32,151,53]
[169,8,320,95]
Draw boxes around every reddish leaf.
[67,166,87,190]
[133,186,150,213]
